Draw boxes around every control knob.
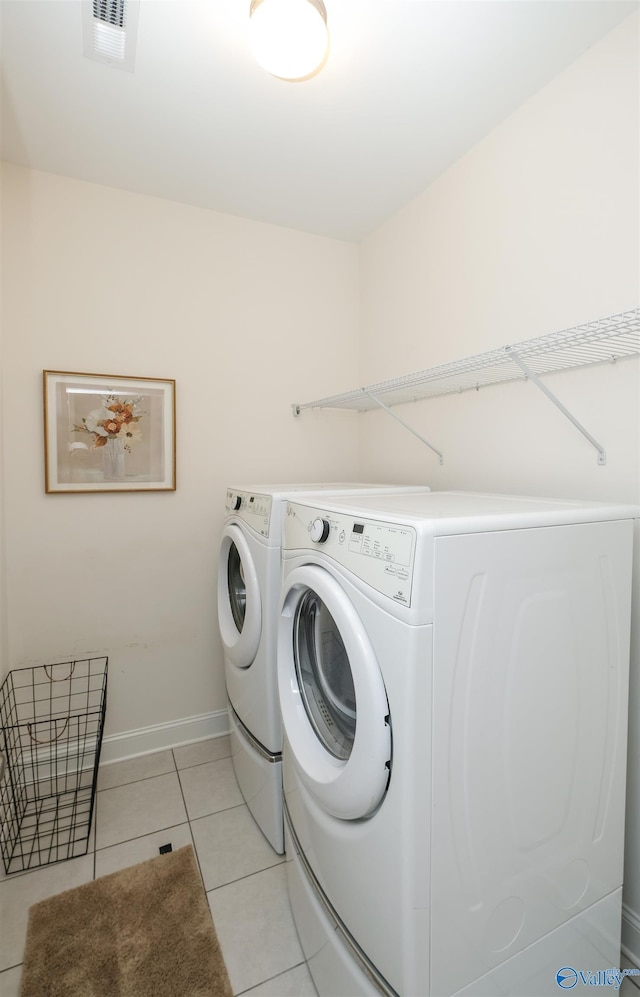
[231,494,242,511]
[310,518,330,543]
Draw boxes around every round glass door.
[279,564,391,820]
[227,541,247,633]
[217,525,261,668]
[294,589,356,761]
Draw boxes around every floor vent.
[82,0,139,72]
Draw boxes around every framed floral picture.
[43,371,176,493]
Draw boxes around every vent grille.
[82,0,139,72]
[92,20,126,61]
[93,0,126,28]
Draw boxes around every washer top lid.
[289,490,640,536]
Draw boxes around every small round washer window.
[227,542,246,633]
[293,589,356,760]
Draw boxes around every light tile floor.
[0,735,316,997]
[1,735,639,997]
[622,964,640,996]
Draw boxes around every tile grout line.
[172,747,202,885]
[205,857,286,896]
[97,770,175,792]
[233,960,310,996]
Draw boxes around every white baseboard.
[622,903,640,970]
[99,709,230,765]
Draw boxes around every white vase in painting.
[102,436,125,481]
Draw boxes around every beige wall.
[0,163,361,736]
[0,206,5,680]
[358,12,640,962]
[359,11,638,494]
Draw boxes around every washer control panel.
[285,502,416,605]
[225,490,273,537]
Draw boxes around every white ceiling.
[1,0,637,242]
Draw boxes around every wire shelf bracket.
[506,347,607,465]
[365,390,445,464]
[292,308,639,467]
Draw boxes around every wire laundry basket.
[0,657,108,874]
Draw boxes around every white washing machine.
[277,490,637,996]
[217,483,431,854]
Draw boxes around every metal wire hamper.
[0,657,108,874]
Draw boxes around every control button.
[310,518,330,543]
[339,531,346,544]
[232,494,242,511]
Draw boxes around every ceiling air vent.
[94,0,126,28]
[82,0,139,72]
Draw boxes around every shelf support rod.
[506,348,606,465]
[364,390,444,464]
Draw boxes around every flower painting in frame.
[43,371,176,493]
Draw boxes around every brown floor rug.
[20,844,233,997]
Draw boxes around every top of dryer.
[285,490,639,539]
[223,483,431,543]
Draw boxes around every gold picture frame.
[43,370,176,493]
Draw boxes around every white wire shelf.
[293,308,640,415]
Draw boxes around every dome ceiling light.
[249,0,329,82]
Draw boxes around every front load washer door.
[279,565,391,820]
[218,524,261,668]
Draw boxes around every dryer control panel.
[284,502,417,605]
[225,490,273,538]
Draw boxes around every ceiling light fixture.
[249,0,329,82]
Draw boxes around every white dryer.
[217,483,431,854]
[277,491,637,996]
